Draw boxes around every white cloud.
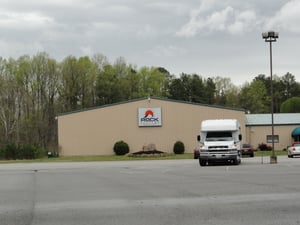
[145,2,189,15]
[146,45,186,57]
[265,0,300,33]
[176,4,259,37]
[137,25,158,39]
[0,38,44,57]
[80,46,93,56]
[92,22,118,31]
[206,6,234,31]
[190,0,217,16]
[175,0,220,37]
[228,10,258,34]
[104,4,135,15]
[176,0,300,37]
[0,11,54,30]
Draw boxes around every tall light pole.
[262,31,278,164]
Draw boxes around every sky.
[0,0,299,85]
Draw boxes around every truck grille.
[208,146,228,149]
[208,150,231,153]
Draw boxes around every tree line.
[0,52,299,151]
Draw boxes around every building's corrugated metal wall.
[58,98,245,156]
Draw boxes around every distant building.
[245,113,300,150]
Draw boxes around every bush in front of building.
[173,141,185,154]
[113,140,130,155]
[258,143,272,151]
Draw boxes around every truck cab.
[197,119,242,166]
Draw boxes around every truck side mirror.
[197,135,200,141]
[239,134,242,141]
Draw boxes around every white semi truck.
[197,119,242,166]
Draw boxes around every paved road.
[1,156,300,225]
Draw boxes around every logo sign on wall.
[138,107,162,127]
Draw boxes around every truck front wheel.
[233,155,241,165]
[199,159,207,167]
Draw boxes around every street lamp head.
[262,32,269,39]
[271,31,279,38]
[262,31,279,40]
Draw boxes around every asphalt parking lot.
[1,155,300,225]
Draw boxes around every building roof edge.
[57,97,245,117]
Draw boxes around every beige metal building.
[57,98,300,156]
[57,98,246,156]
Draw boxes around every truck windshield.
[206,131,233,141]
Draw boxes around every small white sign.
[138,107,162,127]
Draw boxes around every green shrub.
[0,147,5,160]
[4,143,19,160]
[113,140,130,156]
[21,144,40,159]
[0,143,45,160]
[173,141,185,154]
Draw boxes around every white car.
[287,142,300,158]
